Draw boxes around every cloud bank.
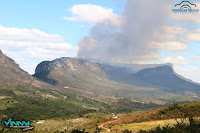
[0,25,77,74]
[77,0,174,63]
[73,0,200,83]
[64,4,124,27]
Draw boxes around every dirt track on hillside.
[98,118,119,132]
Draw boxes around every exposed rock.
[34,57,200,99]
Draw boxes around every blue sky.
[0,0,126,49]
[0,0,200,83]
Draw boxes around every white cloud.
[0,40,74,51]
[149,41,187,51]
[171,14,200,24]
[161,25,187,34]
[191,55,200,66]
[184,29,200,42]
[0,25,64,42]
[153,26,188,42]
[0,25,77,74]
[175,67,200,83]
[64,4,124,27]
[153,25,200,43]
[192,55,200,60]
[162,56,189,65]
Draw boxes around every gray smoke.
[78,0,169,64]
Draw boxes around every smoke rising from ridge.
[78,0,169,64]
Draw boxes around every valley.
[0,50,200,132]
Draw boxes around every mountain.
[0,49,32,84]
[1,51,199,121]
[1,50,156,121]
[34,57,200,104]
[135,66,200,95]
[110,62,173,73]
[34,57,108,86]
[85,57,173,72]
[0,51,113,120]
[34,57,137,100]
[0,50,51,88]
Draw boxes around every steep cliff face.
[34,57,200,102]
[35,57,102,74]
[0,50,51,88]
[0,49,33,84]
[34,57,110,88]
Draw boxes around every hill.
[0,50,44,86]
[0,51,156,121]
[101,101,200,132]
[0,51,104,120]
[34,57,200,104]
[135,66,200,96]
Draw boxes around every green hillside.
[105,101,200,132]
[0,52,106,120]
[34,57,200,104]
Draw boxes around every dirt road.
[98,118,119,132]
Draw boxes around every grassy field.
[111,118,186,132]
[97,101,200,132]
[110,117,200,132]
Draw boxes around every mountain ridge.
[34,57,200,104]
[0,50,54,89]
[0,50,114,120]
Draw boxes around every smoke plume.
[78,0,169,64]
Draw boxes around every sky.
[0,0,200,83]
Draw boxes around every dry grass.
[112,119,177,131]
[111,118,200,132]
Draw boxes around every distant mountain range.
[34,56,200,104]
[0,50,112,120]
[1,49,200,120]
